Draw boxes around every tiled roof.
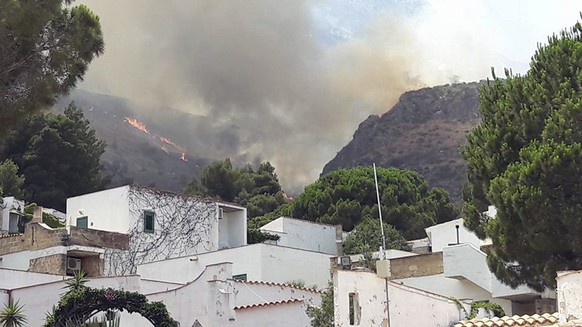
[454,313,559,327]
[233,279,321,293]
[234,298,304,310]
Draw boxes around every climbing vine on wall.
[105,186,216,275]
[449,297,506,320]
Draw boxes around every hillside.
[322,82,484,202]
[54,90,209,192]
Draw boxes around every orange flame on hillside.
[160,137,186,152]
[121,117,188,162]
[124,117,149,134]
[160,136,188,161]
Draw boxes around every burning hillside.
[123,116,188,162]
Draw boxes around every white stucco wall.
[1,197,24,233]
[66,185,131,233]
[260,217,339,255]
[146,262,236,327]
[0,251,31,271]
[396,274,513,315]
[334,269,463,327]
[260,244,332,288]
[3,275,140,326]
[101,186,235,276]
[444,243,491,291]
[137,243,333,288]
[557,270,582,321]
[139,278,184,294]
[234,281,321,307]
[426,218,491,253]
[236,301,312,327]
[218,204,247,249]
[443,243,539,301]
[0,268,65,289]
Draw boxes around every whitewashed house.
[66,185,247,275]
[0,260,322,326]
[137,242,334,289]
[259,216,341,255]
[333,268,464,326]
[340,216,556,317]
[0,196,24,234]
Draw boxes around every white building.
[137,242,334,289]
[0,196,24,234]
[333,268,464,326]
[0,260,322,326]
[388,218,556,315]
[259,216,341,255]
[66,185,247,275]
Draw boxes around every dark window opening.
[233,274,247,281]
[76,216,88,228]
[144,210,155,233]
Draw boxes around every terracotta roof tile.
[233,279,321,293]
[454,313,559,327]
[234,298,304,310]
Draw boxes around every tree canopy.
[0,159,25,198]
[343,216,409,255]
[186,159,286,218]
[462,20,582,290]
[186,159,287,243]
[0,0,104,129]
[284,166,457,239]
[1,104,108,211]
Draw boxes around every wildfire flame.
[124,117,149,134]
[123,117,189,162]
[160,137,186,153]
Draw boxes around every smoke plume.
[77,0,580,191]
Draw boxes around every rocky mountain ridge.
[322,82,484,202]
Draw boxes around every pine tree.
[463,19,582,290]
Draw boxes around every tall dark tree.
[186,158,285,217]
[186,159,287,243]
[462,20,582,290]
[1,103,108,211]
[286,166,457,239]
[0,159,25,198]
[343,216,409,255]
[0,0,104,129]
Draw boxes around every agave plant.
[64,271,89,294]
[0,299,27,327]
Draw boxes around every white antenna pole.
[373,163,387,260]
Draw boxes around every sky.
[76,0,581,191]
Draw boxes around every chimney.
[32,206,43,223]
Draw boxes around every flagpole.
[373,163,387,260]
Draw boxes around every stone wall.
[81,255,103,277]
[28,224,66,251]
[0,223,130,256]
[0,223,129,277]
[29,254,66,275]
[0,234,27,255]
[68,226,129,250]
[389,252,443,279]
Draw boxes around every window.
[143,210,155,233]
[349,292,361,325]
[233,274,247,281]
[76,216,88,228]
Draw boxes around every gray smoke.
[76,0,578,191]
